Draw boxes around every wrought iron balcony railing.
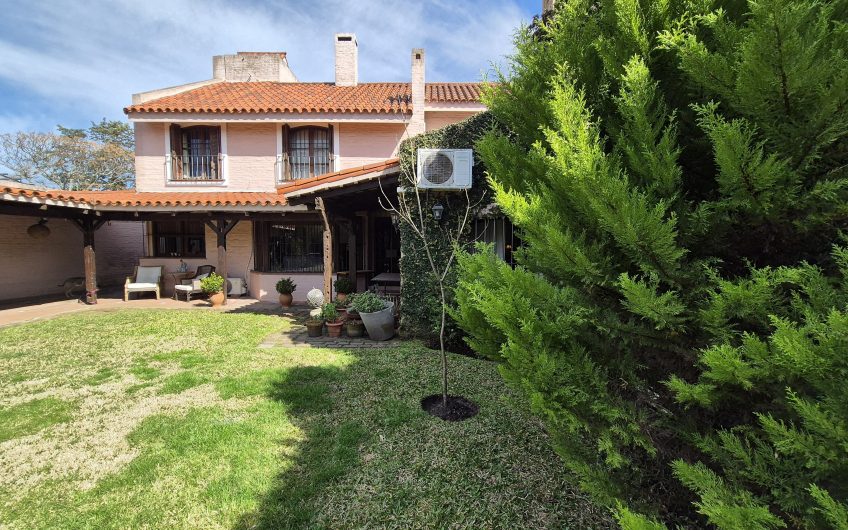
[167,154,223,181]
[275,153,335,183]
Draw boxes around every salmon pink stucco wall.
[134,122,278,192]
[336,122,405,170]
[425,111,479,132]
[249,271,335,303]
[0,216,143,301]
[134,111,482,192]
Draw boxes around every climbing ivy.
[396,112,496,345]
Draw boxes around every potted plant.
[276,277,296,308]
[200,273,226,307]
[333,276,355,303]
[305,316,324,337]
[350,291,394,340]
[334,298,349,321]
[345,318,365,337]
[321,303,344,338]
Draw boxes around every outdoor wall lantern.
[432,202,445,222]
[27,218,50,239]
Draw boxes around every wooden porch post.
[72,218,106,305]
[317,198,333,302]
[205,218,239,305]
[347,221,357,289]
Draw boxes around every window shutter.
[210,126,221,155]
[169,124,182,156]
[282,125,290,180]
[328,124,334,169]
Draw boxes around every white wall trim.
[220,123,229,185]
[129,111,411,124]
[333,124,341,171]
[423,102,487,112]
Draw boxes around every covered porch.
[0,185,305,305]
[282,159,402,305]
[0,159,402,309]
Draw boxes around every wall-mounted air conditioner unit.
[416,149,472,190]
[227,277,247,297]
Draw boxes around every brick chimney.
[212,52,297,82]
[408,48,426,136]
[334,33,358,86]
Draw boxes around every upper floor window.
[169,125,222,181]
[280,125,333,181]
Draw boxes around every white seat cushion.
[126,282,158,291]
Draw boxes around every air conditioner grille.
[423,153,453,184]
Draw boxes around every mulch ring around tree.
[421,394,479,421]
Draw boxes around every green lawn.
[0,309,611,529]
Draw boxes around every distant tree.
[0,119,134,190]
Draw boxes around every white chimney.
[408,48,426,136]
[334,33,358,86]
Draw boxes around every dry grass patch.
[0,309,612,530]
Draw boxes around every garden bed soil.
[420,394,479,421]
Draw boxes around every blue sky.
[0,0,540,135]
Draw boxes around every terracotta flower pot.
[336,292,348,303]
[279,293,293,308]
[209,291,225,307]
[326,320,344,338]
[345,320,365,338]
[306,320,324,337]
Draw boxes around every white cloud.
[0,0,531,133]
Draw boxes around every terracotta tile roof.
[426,83,486,103]
[124,82,486,114]
[1,185,286,208]
[280,158,400,196]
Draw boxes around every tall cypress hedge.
[452,1,848,527]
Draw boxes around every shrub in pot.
[200,273,226,307]
[305,317,324,337]
[345,319,365,338]
[276,277,296,308]
[350,291,394,341]
[333,277,355,303]
[321,303,344,337]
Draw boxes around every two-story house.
[0,34,486,303]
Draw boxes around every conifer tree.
[453,0,848,526]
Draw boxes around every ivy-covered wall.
[397,112,495,344]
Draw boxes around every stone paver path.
[260,307,404,349]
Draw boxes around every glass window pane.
[290,129,311,180]
[265,223,324,272]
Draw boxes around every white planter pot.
[359,302,395,341]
